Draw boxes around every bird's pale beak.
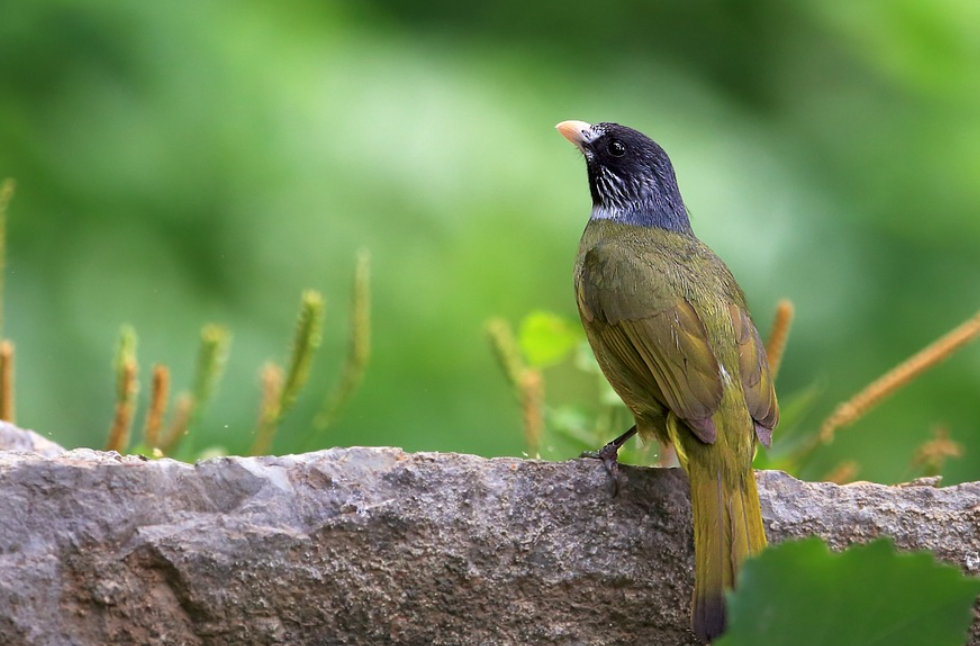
[556,120,594,152]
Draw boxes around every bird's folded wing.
[578,248,724,443]
[729,304,779,446]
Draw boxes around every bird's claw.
[581,425,637,497]
[581,439,624,497]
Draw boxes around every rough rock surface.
[0,422,65,457]
[0,423,978,646]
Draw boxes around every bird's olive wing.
[578,247,723,443]
[729,304,778,447]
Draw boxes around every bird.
[556,120,778,642]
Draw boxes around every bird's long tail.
[669,415,768,642]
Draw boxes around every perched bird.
[556,120,778,642]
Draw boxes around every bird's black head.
[557,120,691,233]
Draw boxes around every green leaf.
[718,538,980,646]
[518,311,581,368]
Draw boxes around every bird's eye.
[608,140,627,157]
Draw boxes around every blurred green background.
[1,0,978,483]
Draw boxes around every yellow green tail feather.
[669,412,768,642]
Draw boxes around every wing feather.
[729,304,779,446]
[578,244,724,443]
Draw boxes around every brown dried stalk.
[909,426,963,478]
[823,460,860,485]
[819,309,980,444]
[143,365,170,449]
[0,340,14,423]
[765,299,794,381]
[0,178,14,337]
[105,326,138,453]
[105,360,137,453]
[0,183,13,423]
[250,362,284,456]
[161,393,195,454]
[485,318,525,389]
[519,369,544,458]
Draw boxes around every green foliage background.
[1,0,979,482]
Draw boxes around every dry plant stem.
[0,179,14,337]
[823,460,859,484]
[250,363,284,456]
[519,369,544,457]
[485,318,525,388]
[315,250,371,431]
[143,365,170,449]
[820,309,980,444]
[765,299,794,381]
[0,185,12,422]
[0,341,14,423]
[106,326,138,453]
[105,360,137,452]
[161,393,195,454]
[909,426,963,478]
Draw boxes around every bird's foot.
[580,425,637,497]
[596,440,624,497]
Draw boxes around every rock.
[0,434,977,645]
[0,421,65,457]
